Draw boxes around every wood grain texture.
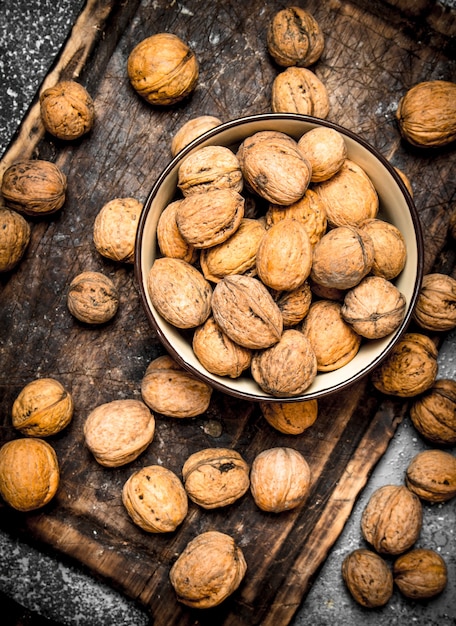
[0,1,455,624]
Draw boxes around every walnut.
[0,438,59,511]
[1,159,67,216]
[396,80,456,147]
[156,200,197,263]
[12,377,73,437]
[394,166,414,197]
[83,399,155,467]
[177,145,243,196]
[341,549,393,608]
[271,67,329,118]
[449,207,456,240]
[122,465,188,533]
[250,446,311,512]
[169,530,247,608]
[127,33,198,106]
[93,197,142,264]
[140,354,212,418]
[409,379,456,445]
[147,258,212,329]
[171,115,222,156]
[182,448,250,508]
[309,278,345,302]
[236,130,311,205]
[361,484,422,555]
[271,281,312,327]
[259,398,318,435]
[341,275,407,339]
[371,333,438,397]
[313,160,378,228]
[251,329,317,397]
[267,6,324,67]
[413,273,456,332]
[393,549,448,599]
[405,449,456,503]
[0,207,31,272]
[301,300,361,371]
[67,271,119,324]
[298,127,347,182]
[39,80,94,140]
[358,218,407,280]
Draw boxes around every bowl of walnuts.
[135,113,423,402]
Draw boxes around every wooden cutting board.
[1,1,455,624]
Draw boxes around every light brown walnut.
[67,271,119,325]
[413,273,456,332]
[393,549,448,599]
[298,127,347,182]
[171,115,222,156]
[409,379,456,445]
[260,399,318,435]
[267,6,324,67]
[40,80,94,140]
[0,207,31,272]
[405,449,456,503]
[342,549,393,608]
[271,67,329,118]
[271,281,312,327]
[93,197,142,264]
[358,218,407,280]
[177,145,243,196]
[156,200,197,263]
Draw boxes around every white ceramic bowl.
[135,113,424,402]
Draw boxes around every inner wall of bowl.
[139,116,421,401]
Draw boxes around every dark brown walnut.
[298,126,347,182]
[361,484,422,555]
[182,448,250,509]
[409,379,456,445]
[405,449,456,503]
[169,530,247,609]
[156,199,196,263]
[271,281,312,327]
[341,549,393,608]
[177,145,243,196]
[1,159,67,216]
[67,271,119,325]
[251,329,317,397]
[39,80,94,140]
[171,115,222,156]
[141,354,212,418]
[413,273,456,332]
[371,332,438,397]
[93,197,142,264]
[396,80,456,147]
[267,6,325,67]
[271,67,329,118]
[260,398,318,435]
[358,218,407,280]
[127,33,198,106]
[0,207,31,272]
[393,549,448,599]
[341,275,407,339]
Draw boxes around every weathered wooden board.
[1,1,455,624]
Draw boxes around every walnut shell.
[301,300,361,371]
[127,33,198,106]
[0,207,31,272]
[341,549,393,608]
[449,207,456,240]
[169,530,247,608]
[39,80,94,140]
[67,271,119,324]
[259,398,318,435]
[93,197,142,263]
[271,67,330,118]
[122,465,188,533]
[271,281,312,327]
[177,145,243,196]
[12,377,73,437]
[267,6,324,68]
[413,273,456,332]
[0,438,59,511]
[182,447,250,509]
[147,257,212,329]
[358,218,407,280]
[211,274,283,349]
[250,446,311,512]
[393,549,448,599]
[313,160,379,228]
[171,115,222,156]
[396,80,456,147]
[405,449,456,503]
[298,127,347,182]
[236,130,311,205]
[394,166,414,197]
[140,354,212,418]
[251,329,317,397]
[83,399,155,467]
[409,379,456,445]
[341,275,407,339]
[1,159,67,216]
[156,200,196,263]
[371,332,438,397]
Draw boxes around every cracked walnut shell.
[271,67,329,118]
[40,80,94,140]
[405,449,456,503]
[393,549,448,599]
[342,549,393,608]
[177,145,243,196]
[67,271,119,324]
[409,379,456,445]
[93,197,142,264]
[0,207,31,272]
[267,6,324,68]
[413,273,456,332]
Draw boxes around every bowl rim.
[135,112,424,402]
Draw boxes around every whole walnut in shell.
[40,80,94,140]
[122,465,188,533]
[127,33,198,106]
[260,398,318,435]
[141,354,212,418]
[358,218,407,280]
[177,145,243,196]
[271,67,329,118]
[267,6,324,67]
[67,271,119,324]
[156,199,196,263]
[169,530,247,608]
[1,159,67,216]
[405,449,456,503]
[171,115,222,156]
[409,379,456,445]
[12,377,73,437]
[361,484,422,555]
[393,549,448,599]
[0,207,31,272]
[298,127,347,182]
[93,197,142,263]
[0,438,59,511]
[341,549,393,608]
[413,273,456,332]
[271,281,312,327]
